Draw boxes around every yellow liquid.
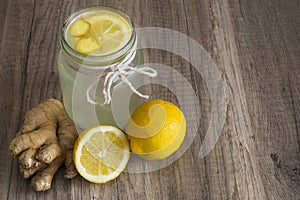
[66,11,132,56]
[58,7,143,130]
[57,50,143,130]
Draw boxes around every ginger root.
[9,99,78,191]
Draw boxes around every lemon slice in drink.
[73,125,130,183]
[69,13,131,55]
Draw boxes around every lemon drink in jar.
[58,6,144,129]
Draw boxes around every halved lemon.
[73,125,130,183]
[68,13,131,55]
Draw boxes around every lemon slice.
[73,125,130,183]
[68,13,131,55]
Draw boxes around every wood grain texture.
[0,0,299,199]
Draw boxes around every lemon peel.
[126,99,186,160]
[73,125,130,183]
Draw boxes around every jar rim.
[61,5,136,65]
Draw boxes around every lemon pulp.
[73,125,130,183]
[67,12,131,55]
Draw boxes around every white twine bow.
[86,45,157,106]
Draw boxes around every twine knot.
[86,48,157,106]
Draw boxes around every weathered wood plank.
[0,0,299,199]
[228,0,300,199]
[0,0,36,199]
[183,0,267,199]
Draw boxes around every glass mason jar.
[58,6,144,130]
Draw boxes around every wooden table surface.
[1,0,299,199]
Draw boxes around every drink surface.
[66,10,132,56]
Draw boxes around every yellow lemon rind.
[130,114,186,160]
[73,125,130,184]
